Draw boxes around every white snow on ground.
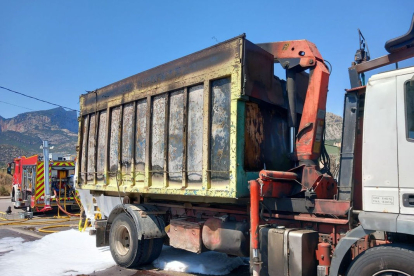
[0,230,246,276]
[0,229,115,276]
[153,246,246,275]
[0,237,24,253]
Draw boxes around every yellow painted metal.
[77,36,255,199]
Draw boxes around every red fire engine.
[10,155,77,211]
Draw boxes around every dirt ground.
[0,172,12,196]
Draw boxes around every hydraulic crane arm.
[250,42,333,276]
[258,40,330,162]
[258,40,329,163]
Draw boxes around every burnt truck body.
[77,35,307,202]
[76,35,342,275]
[77,15,414,276]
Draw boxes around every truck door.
[397,73,414,215]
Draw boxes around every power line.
[0,100,35,111]
[0,85,79,112]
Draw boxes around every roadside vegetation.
[0,170,12,196]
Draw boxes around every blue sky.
[1,1,413,118]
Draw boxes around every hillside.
[0,107,78,166]
[325,112,343,142]
[0,171,12,196]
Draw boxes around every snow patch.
[0,237,24,253]
[0,229,115,276]
[153,246,246,275]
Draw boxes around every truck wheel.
[109,213,164,268]
[142,238,164,264]
[109,213,146,268]
[346,244,414,276]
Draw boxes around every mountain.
[325,112,343,142]
[0,107,78,166]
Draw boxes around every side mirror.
[7,167,12,175]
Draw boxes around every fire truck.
[10,155,77,211]
[76,16,414,276]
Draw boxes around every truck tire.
[346,244,414,276]
[109,213,163,268]
[109,213,147,268]
[142,238,164,264]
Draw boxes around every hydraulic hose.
[53,190,80,217]
[38,224,73,233]
[249,180,261,276]
[0,217,74,227]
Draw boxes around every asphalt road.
[0,195,19,215]
[0,197,249,276]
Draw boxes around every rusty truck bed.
[76,35,306,201]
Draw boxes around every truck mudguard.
[106,204,166,240]
[329,225,374,276]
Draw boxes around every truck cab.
[363,67,414,214]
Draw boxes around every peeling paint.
[80,115,89,183]
[122,103,134,180]
[97,111,107,181]
[187,85,203,184]
[87,113,96,182]
[151,94,166,186]
[135,99,147,181]
[168,90,184,185]
[211,78,231,185]
[109,107,121,173]
[77,36,295,200]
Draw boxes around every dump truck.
[10,155,77,212]
[76,15,414,276]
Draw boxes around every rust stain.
[244,102,264,169]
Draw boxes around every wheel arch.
[330,211,414,276]
[105,204,166,243]
[329,225,375,276]
[346,243,414,276]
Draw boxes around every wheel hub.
[114,224,131,256]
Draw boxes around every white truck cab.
[363,67,414,214]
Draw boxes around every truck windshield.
[406,80,414,140]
